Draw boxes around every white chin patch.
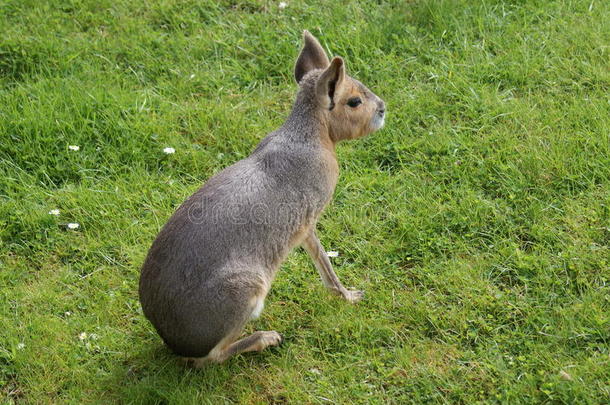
[370,114,385,131]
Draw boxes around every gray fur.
[139,31,385,361]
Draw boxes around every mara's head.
[293,30,385,142]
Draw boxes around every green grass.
[1,0,609,403]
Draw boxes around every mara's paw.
[342,289,364,304]
[260,331,283,349]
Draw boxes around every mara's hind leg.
[186,330,283,367]
[185,290,282,367]
[214,330,283,363]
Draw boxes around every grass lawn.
[1,0,609,403]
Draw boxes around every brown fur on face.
[326,76,385,142]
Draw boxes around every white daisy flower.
[49,209,60,216]
[189,74,195,79]
[279,2,288,9]
[163,147,175,154]
[67,223,80,230]
[68,145,80,151]
[327,251,339,257]
[17,343,25,350]
[78,332,87,340]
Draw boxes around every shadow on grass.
[102,338,283,403]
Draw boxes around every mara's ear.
[294,30,330,83]
[315,57,345,110]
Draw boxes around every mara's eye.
[346,97,362,108]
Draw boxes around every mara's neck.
[281,97,336,155]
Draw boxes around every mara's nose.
[377,100,386,114]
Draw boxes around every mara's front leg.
[302,230,364,303]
